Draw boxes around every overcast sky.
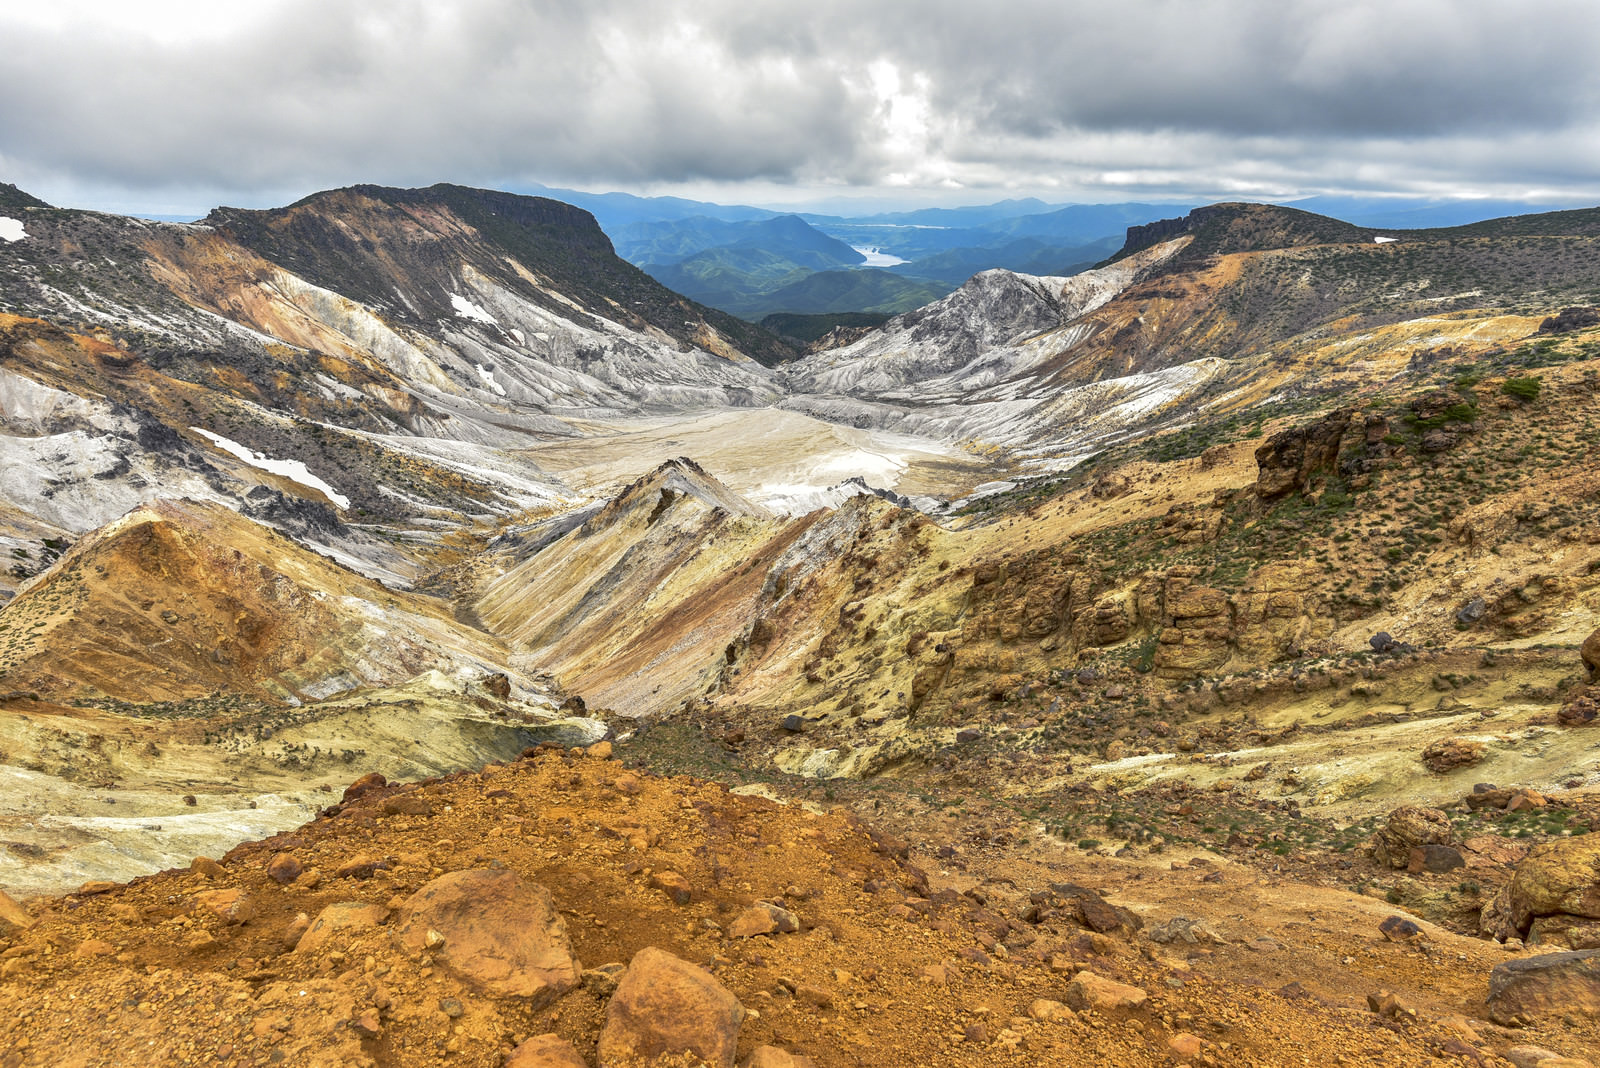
[3,0,1599,216]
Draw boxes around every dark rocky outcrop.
[1253,408,1356,500]
[1537,306,1600,334]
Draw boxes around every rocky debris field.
[9,745,1595,1066]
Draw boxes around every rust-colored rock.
[1504,837,1600,936]
[1379,915,1423,943]
[1560,696,1599,727]
[295,901,390,953]
[649,870,693,905]
[381,794,434,817]
[743,1046,818,1068]
[598,946,745,1068]
[193,888,254,924]
[1487,950,1600,1026]
[1372,806,1453,869]
[189,856,224,879]
[1420,737,1486,773]
[394,869,578,1004]
[507,1034,587,1068]
[1582,628,1600,679]
[265,853,303,885]
[0,889,33,936]
[1064,971,1148,1012]
[342,771,387,802]
[729,901,799,937]
[334,853,388,879]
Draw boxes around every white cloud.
[1,0,1597,210]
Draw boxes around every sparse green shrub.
[1502,376,1542,401]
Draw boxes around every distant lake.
[852,245,907,267]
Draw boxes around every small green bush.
[1502,376,1542,401]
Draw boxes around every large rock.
[394,869,578,1005]
[1487,950,1600,1026]
[1420,738,1486,773]
[1253,408,1355,500]
[0,889,32,937]
[1371,806,1453,870]
[1583,628,1600,680]
[1503,837,1600,938]
[598,946,745,1068]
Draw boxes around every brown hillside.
[0,498,512,704]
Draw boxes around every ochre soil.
[2,746,1593,1067]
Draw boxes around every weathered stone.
[583,962,626,997]
[1507,789,1548,813]
[1169,1033,1206,1062]
[597,946,745,1068]
[1498,837,1600,941]
[742,1046,817,1068]
[483,672,512,699]
[190,856,224,879]
[395,869,578,1004]
[1421,737,1486,773]
[265,853,303,885]
[1366,989,1419,1020]
[381,794,434,817]
[649,870,693,905]
[296,902,390,953]
[1560,695,1600,727]
[1064,971,1147,1012]
[341,772,386,803]
[193,888,254,925]
[334,854,388,879]
[1379,915,1423,943]
[1254,408,1355,500]
[1372,806,1453,869]
[1487,950,1600,1026]
[1167,585,1230,620]
[1507,1045,1594,1068]
[729,901,800,938]
[506,1034,587,1068]
[1148,916,1223,945]
[1529,916,1600,951]
[1028,999,1072,1023]
[1582,628,1600,680]
[1407,844,1466,874]
[0,889,33,936]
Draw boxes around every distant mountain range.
[513,183,1598,335]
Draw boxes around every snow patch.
[1373,236,1398,244]
[450,293,498,324]
[756,480,873,516]
[474,363,506,396]
[0,217,25,242]
[190,427,351,509]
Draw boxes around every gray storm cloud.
[1,0,1598,206]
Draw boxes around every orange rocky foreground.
[0,746,1595,1067]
